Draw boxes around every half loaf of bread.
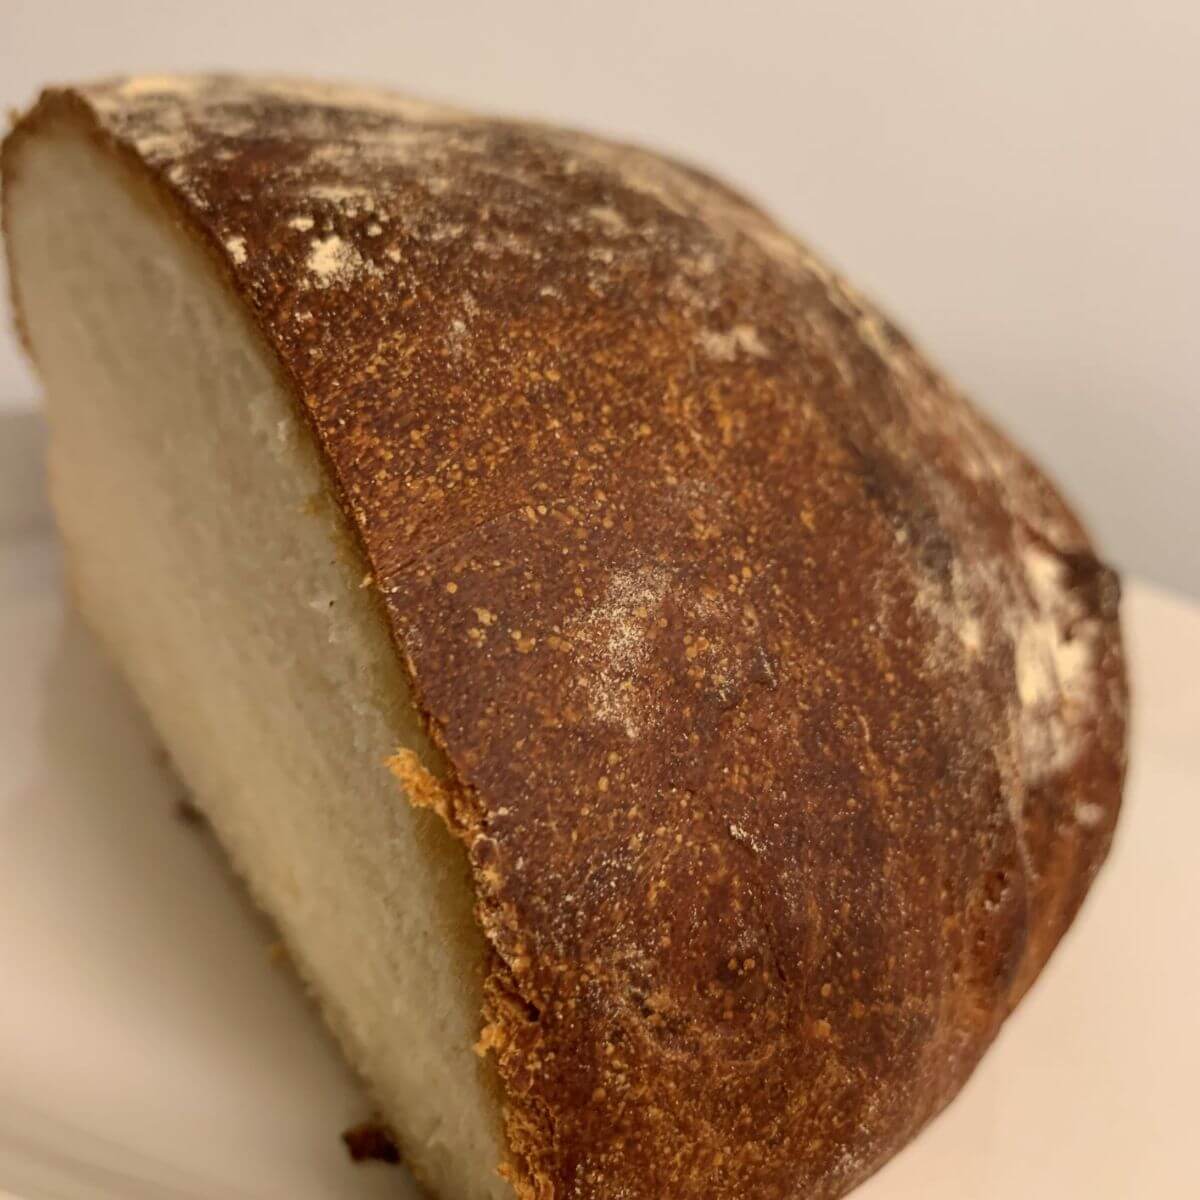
[2,76,1127,1200]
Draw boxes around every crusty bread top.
[4,77,1127,1200]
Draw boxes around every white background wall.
[2,1,1197,595]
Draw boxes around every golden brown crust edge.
[3,77,1128,1200]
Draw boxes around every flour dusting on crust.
[567,564,670,739]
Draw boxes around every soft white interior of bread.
[6,119,510,1200]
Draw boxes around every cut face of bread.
[5,120,510,1199]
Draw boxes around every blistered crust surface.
[24,76,1127,1200]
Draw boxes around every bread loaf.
[1,76,1127,1200]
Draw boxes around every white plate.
[2,408,1197,1199]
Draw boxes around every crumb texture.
[6,76,1127,1200]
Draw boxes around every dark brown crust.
[2,77,1127,1200]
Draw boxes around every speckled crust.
[4,77,1127,1200]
